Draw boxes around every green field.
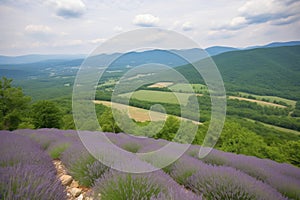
[244,118,300,135]
[169,83,207,93]
[238,92,296,108]
[119,90,193,105]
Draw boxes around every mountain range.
[0,41,299,65]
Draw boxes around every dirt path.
[53,160,94,200]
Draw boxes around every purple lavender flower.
[93,169,201,200]
[187,164,287,200]
[0,164,66,200]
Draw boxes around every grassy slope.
[176,45,300,100]
[118,90,193,105]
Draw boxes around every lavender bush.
[2,129,300,200]
[0,131,53,169]
[187,164,286,200]
[0,164,66,200]
[61,141,108,187]
[0,131,66,200]
[93,169,201,200]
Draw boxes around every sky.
[0,0,299,55]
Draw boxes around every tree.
[155,116,180,140]
[0,77,31,130]
[283,141,300,166]
[98,108,121,133]
[217,121,267,158]
[31,100,62,128]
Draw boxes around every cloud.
[113,26,123,32]
[53,39,84,47]
[47,0,86,19]
[25,24,52,34]
[207,30,234,40]
[215,0,300,30]
[133,14,160,27]
[89,38,106,44]
[181,21,194,31]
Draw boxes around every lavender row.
[188,146,300,199]
[5,129,300,199]
[0,131,66,200]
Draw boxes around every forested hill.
[176,45,300,100]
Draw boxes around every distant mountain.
[205,46,239,56]
[176,45,300,100]
[245,41,300,50]
[1,41,299,65]
[0,54,86,65]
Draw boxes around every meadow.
[118,90,193,105]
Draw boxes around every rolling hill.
[176,45,300,100]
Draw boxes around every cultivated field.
[229,96,287,108]
[147,82,174,88]
[245,118,300,135]
[93,100,201,124]
[118,90,194,105]
[169,83,207,93]
[238,92,296,108]
[94,100,166,122]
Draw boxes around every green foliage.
[292,101,300,117]
[48,143,70,159]
[68,154,96,187]
[218,121,267,158]
[176,45,300,100]
[0,77,31,130]
[95,173,162,200]
[31,100,62,128]
[98,108,122,133]
[155,116,180,140]
[121,142,141,153]
[283,141,300,166]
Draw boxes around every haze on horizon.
[0,0,300,56]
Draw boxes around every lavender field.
[1,129,300,200]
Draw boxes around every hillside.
[1,129,299,199]
[176,45,300,100]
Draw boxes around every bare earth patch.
[93,100,201,125]
[229,96,287,108]
[147,82,174,88]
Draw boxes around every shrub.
[170,156,202,185]
[187,165,286,200]
[93,170,201,200]
[61,142,108,187]
[0,164,66,200]
[0,131,53,168]
[121,142,141,153]
[47,142,70,159]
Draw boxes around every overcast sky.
[0,0,299,55]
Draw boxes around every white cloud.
[181,21,194,31]
[215,0,300,30]
[133,14,160,27]
[207,30,234,40]
[53,39,84,47]
[113,26,123,32]
[89,38,106,44]
[47,0,86,19]
[25,24,52,34]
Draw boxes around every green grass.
[238,92,296,108]
[119,90,193,105]
[48,143,70,159]
[169,83,207,93]
[244,118,300,135]
[121,142,141,153]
